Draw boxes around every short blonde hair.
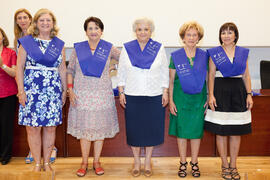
[132,18,155,33]
[179,21,204,41]
[28,8,59,38]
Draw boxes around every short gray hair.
[132,18,155,33]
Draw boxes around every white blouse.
[117,44,169,96]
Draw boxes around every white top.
[117,44,169,96]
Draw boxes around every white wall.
[1,0,270,47]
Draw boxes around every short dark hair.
[219,22,239,45]
[0,27,9,47]
[83,17,104,32]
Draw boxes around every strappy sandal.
[93,162,104,176]
[76,163,88,177]
[33,163,42,172]
[25,151,34,164]
[222,166,232,180]
[50,147,57,164]
[43,162,54,172]
[190,161,201,178]
[230,167,241,180]
[178,161,187,178]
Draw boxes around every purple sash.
[74,39,112,77]
[18,35,64,67]
[124,38,161,69]
[207,46,249,77]
[172,48,208,94]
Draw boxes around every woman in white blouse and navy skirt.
[117,18,169,177]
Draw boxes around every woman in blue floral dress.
[16,9,66,172]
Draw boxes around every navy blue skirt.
[125,95,165,147]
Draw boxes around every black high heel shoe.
[178,161,187,178]
[190,161,201,178]
[230,167,240,180]
[222,166,232,180]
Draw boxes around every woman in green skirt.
[168,21,208,178]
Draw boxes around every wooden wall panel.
[239,89,270,156]
[12,89,270,157]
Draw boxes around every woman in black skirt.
[117,18,169,177]
[205,22,253,180]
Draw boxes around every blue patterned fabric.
[18,38,63,127]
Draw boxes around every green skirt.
[169,81,207,139]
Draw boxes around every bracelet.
[67,84,73,88]
[247,92,252,96]
[1,64,7,69]
[119,91,124,95]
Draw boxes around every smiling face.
[220,28,236,46]
[183,28,199,48]
[36,13,53,34]
[86,21,102,41]
[16,12,31,31]
[135,22,152,44]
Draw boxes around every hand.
[17,91,27,107]
[169,101,177,116]
[246,95,253,110]
[119,93,126,108]
[162,93,168,107]
[68,89,78,107]
[62,91,67,106]
[208,95,217,111]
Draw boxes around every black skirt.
[125,95,165,147]
[204,77,252,136]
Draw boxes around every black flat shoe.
[1,158,10,165]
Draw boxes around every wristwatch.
[1,64,7,69]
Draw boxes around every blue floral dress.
[18,38,63,127]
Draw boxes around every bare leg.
[145,146,153,171]
[177,138,187,163]
[229,136,241,168]
[80,138,91,169]
[93,140,104,163]
[42,126,56,171]
[229,136,241,179]
[26,126,42,171]
[190,139,201,163]
[217,135,231,179]
[216,135,229,167]
[93,140,105,175]
[190,139,201,177]
[131,146,141,170]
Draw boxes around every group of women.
[0,7,252,180]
